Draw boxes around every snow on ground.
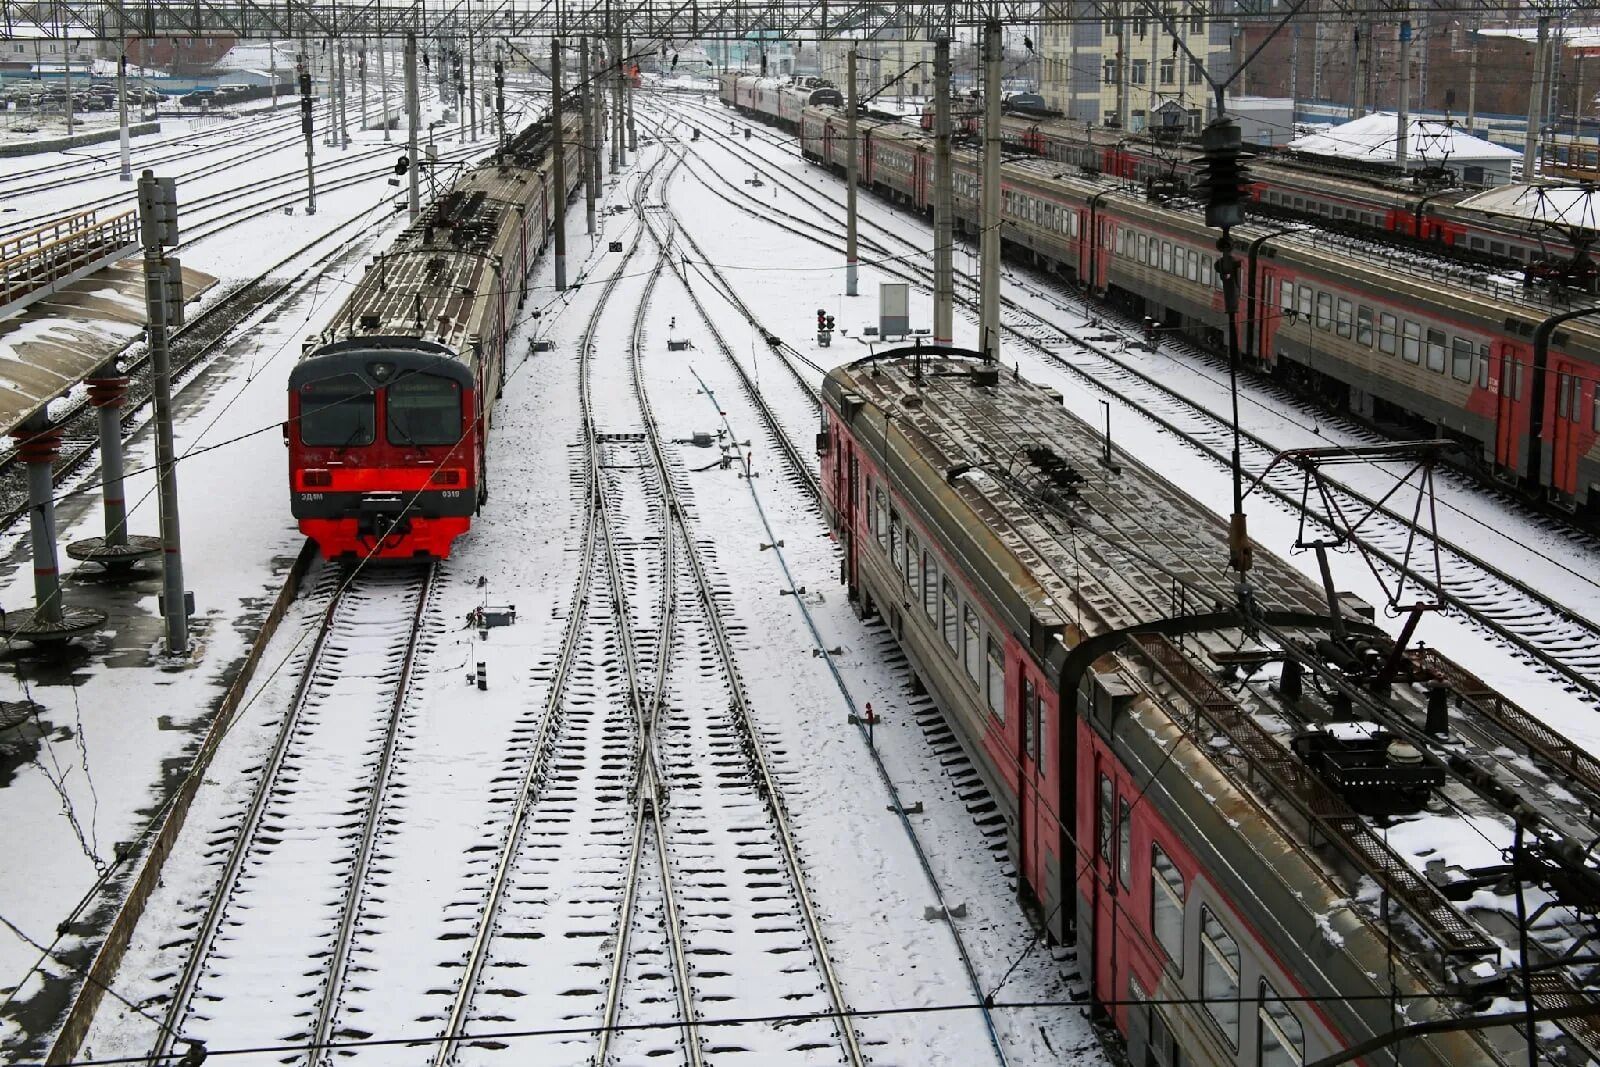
[0,85,501,1057]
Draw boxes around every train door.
[912,153,928,210]
[1077,210,1091,280]
[1494,342,1520,475]
[843,440,860,589]
[1550,359,1584,496]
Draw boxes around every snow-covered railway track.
[663,97,1600,705]
[148,563,436,1062]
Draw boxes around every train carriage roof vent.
[1025,445,1084,494]
[971,366,1000,387]
[359,312,381,332]
[1291,721,1445,816]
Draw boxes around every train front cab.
[288,341,479,560]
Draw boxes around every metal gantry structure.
[5,0,1594,44]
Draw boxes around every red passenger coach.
[822,345,1600,1067]
[287,112,582,561]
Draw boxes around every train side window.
[921,550,938,622]
[1187,250,1200,282]
[1314,292,1331,330]
[1490,240,1506,257]
[1152,844,1184,966]
[298,374,376,447]
[941,577,960,653]
[1201,255,1213,286]
[1451,337,1474,382]
[1479,344,1491,389]
[1572,375,1583,422]
[875,489,888,548]
[1023,676,1037,761]
[1279,281,1293,313]
[1201,907,1242,1047]
[889,511,902,574]
[1138,233,1148,263]
[1118,797,1132,888]
[1258,980,1305,1067]
[1098,774,1114,861]
[1297,285,1312,321]
[905,529,920,590]
[1402,320,1422,363]
[1161,242,1173,273]
[1515,358,1526,400]
[1379,313,1398,355]
[1335,298,1352,338]
[986,637,1006,719]
[1356,305,1374,347]
[1426,328,1447,373]
[962,604,982,685]
[1116,227,1127,255]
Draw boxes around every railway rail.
[656,97,1600,705]
[147,564,436,1063]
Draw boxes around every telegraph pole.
[380,30,391,140]
[933,36,953,343]
[406,31,421,219]
[978,19,1002,361]
[1395,15,1411,168]
[117,49,132,181]
[581,36,597,235]
[136,172,190,657]
[338,39,350,148]
[298,53,317,214]
[1524,14,1551,177]
[469,19,479,138]
[553,39,567,291]
[494,45,505,150]
[608,34,620,173]
[846,48,859,296]
[626,40,637,155]
[358,44,367,132]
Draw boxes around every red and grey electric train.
[823,346,1600,1067]
[722,77,1600,514]
[286,113,583,560]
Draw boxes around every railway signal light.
[817,308,832,347]
[163,257,185,327]
[1193,117,1250,231]
[137,173,179,247]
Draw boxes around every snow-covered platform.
[0,258,214,438]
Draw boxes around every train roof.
[824,347,1600,1063]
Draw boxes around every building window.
[962,604,982,684]
[1189,58,1204,83]
[941,577,959,652]
[1152,844,1184,965]
[921,550,938,621]
[1201,907,1241,1047]
[1132,58,1148,85]
[1159,57,1175,84]
[1118,797,1132,887]
[1259,980,1305,1067]
[1426,328,1447,372]
[986,636,1006,718]
[1190,7,1205,34]
[1104,59,1117,84]
[1402,320,1422,363]
[1452,337,1475,382]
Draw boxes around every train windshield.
[386,373,462,447]
[299,374,375,447]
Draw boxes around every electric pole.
[136,172,190,657]
[117,49,132,181]
[933,36,953,343]
[1396,15,1411,168]
[298,53,317,214]
[1524,14,1551,178]
[846,48,859,296]
[406,31,421,219]
[582,36,597,234]
[553,39,567,291]
[978,19,1002,361]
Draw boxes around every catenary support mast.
[933,35,953,344]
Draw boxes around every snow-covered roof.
[1456,183,1600,231]
[1288,112,1520,164]
[1479,24,1600,51]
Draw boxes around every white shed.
[1288,112,1521,187]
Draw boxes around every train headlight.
[430,468,463,485]
[303,469,333,487]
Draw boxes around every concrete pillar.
[1395,17,1411,168]
[933,37,953,344]
[846,48,859,296]
[1524,15,1551,178]
[553,39,567,291]
[15,418,63,625]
